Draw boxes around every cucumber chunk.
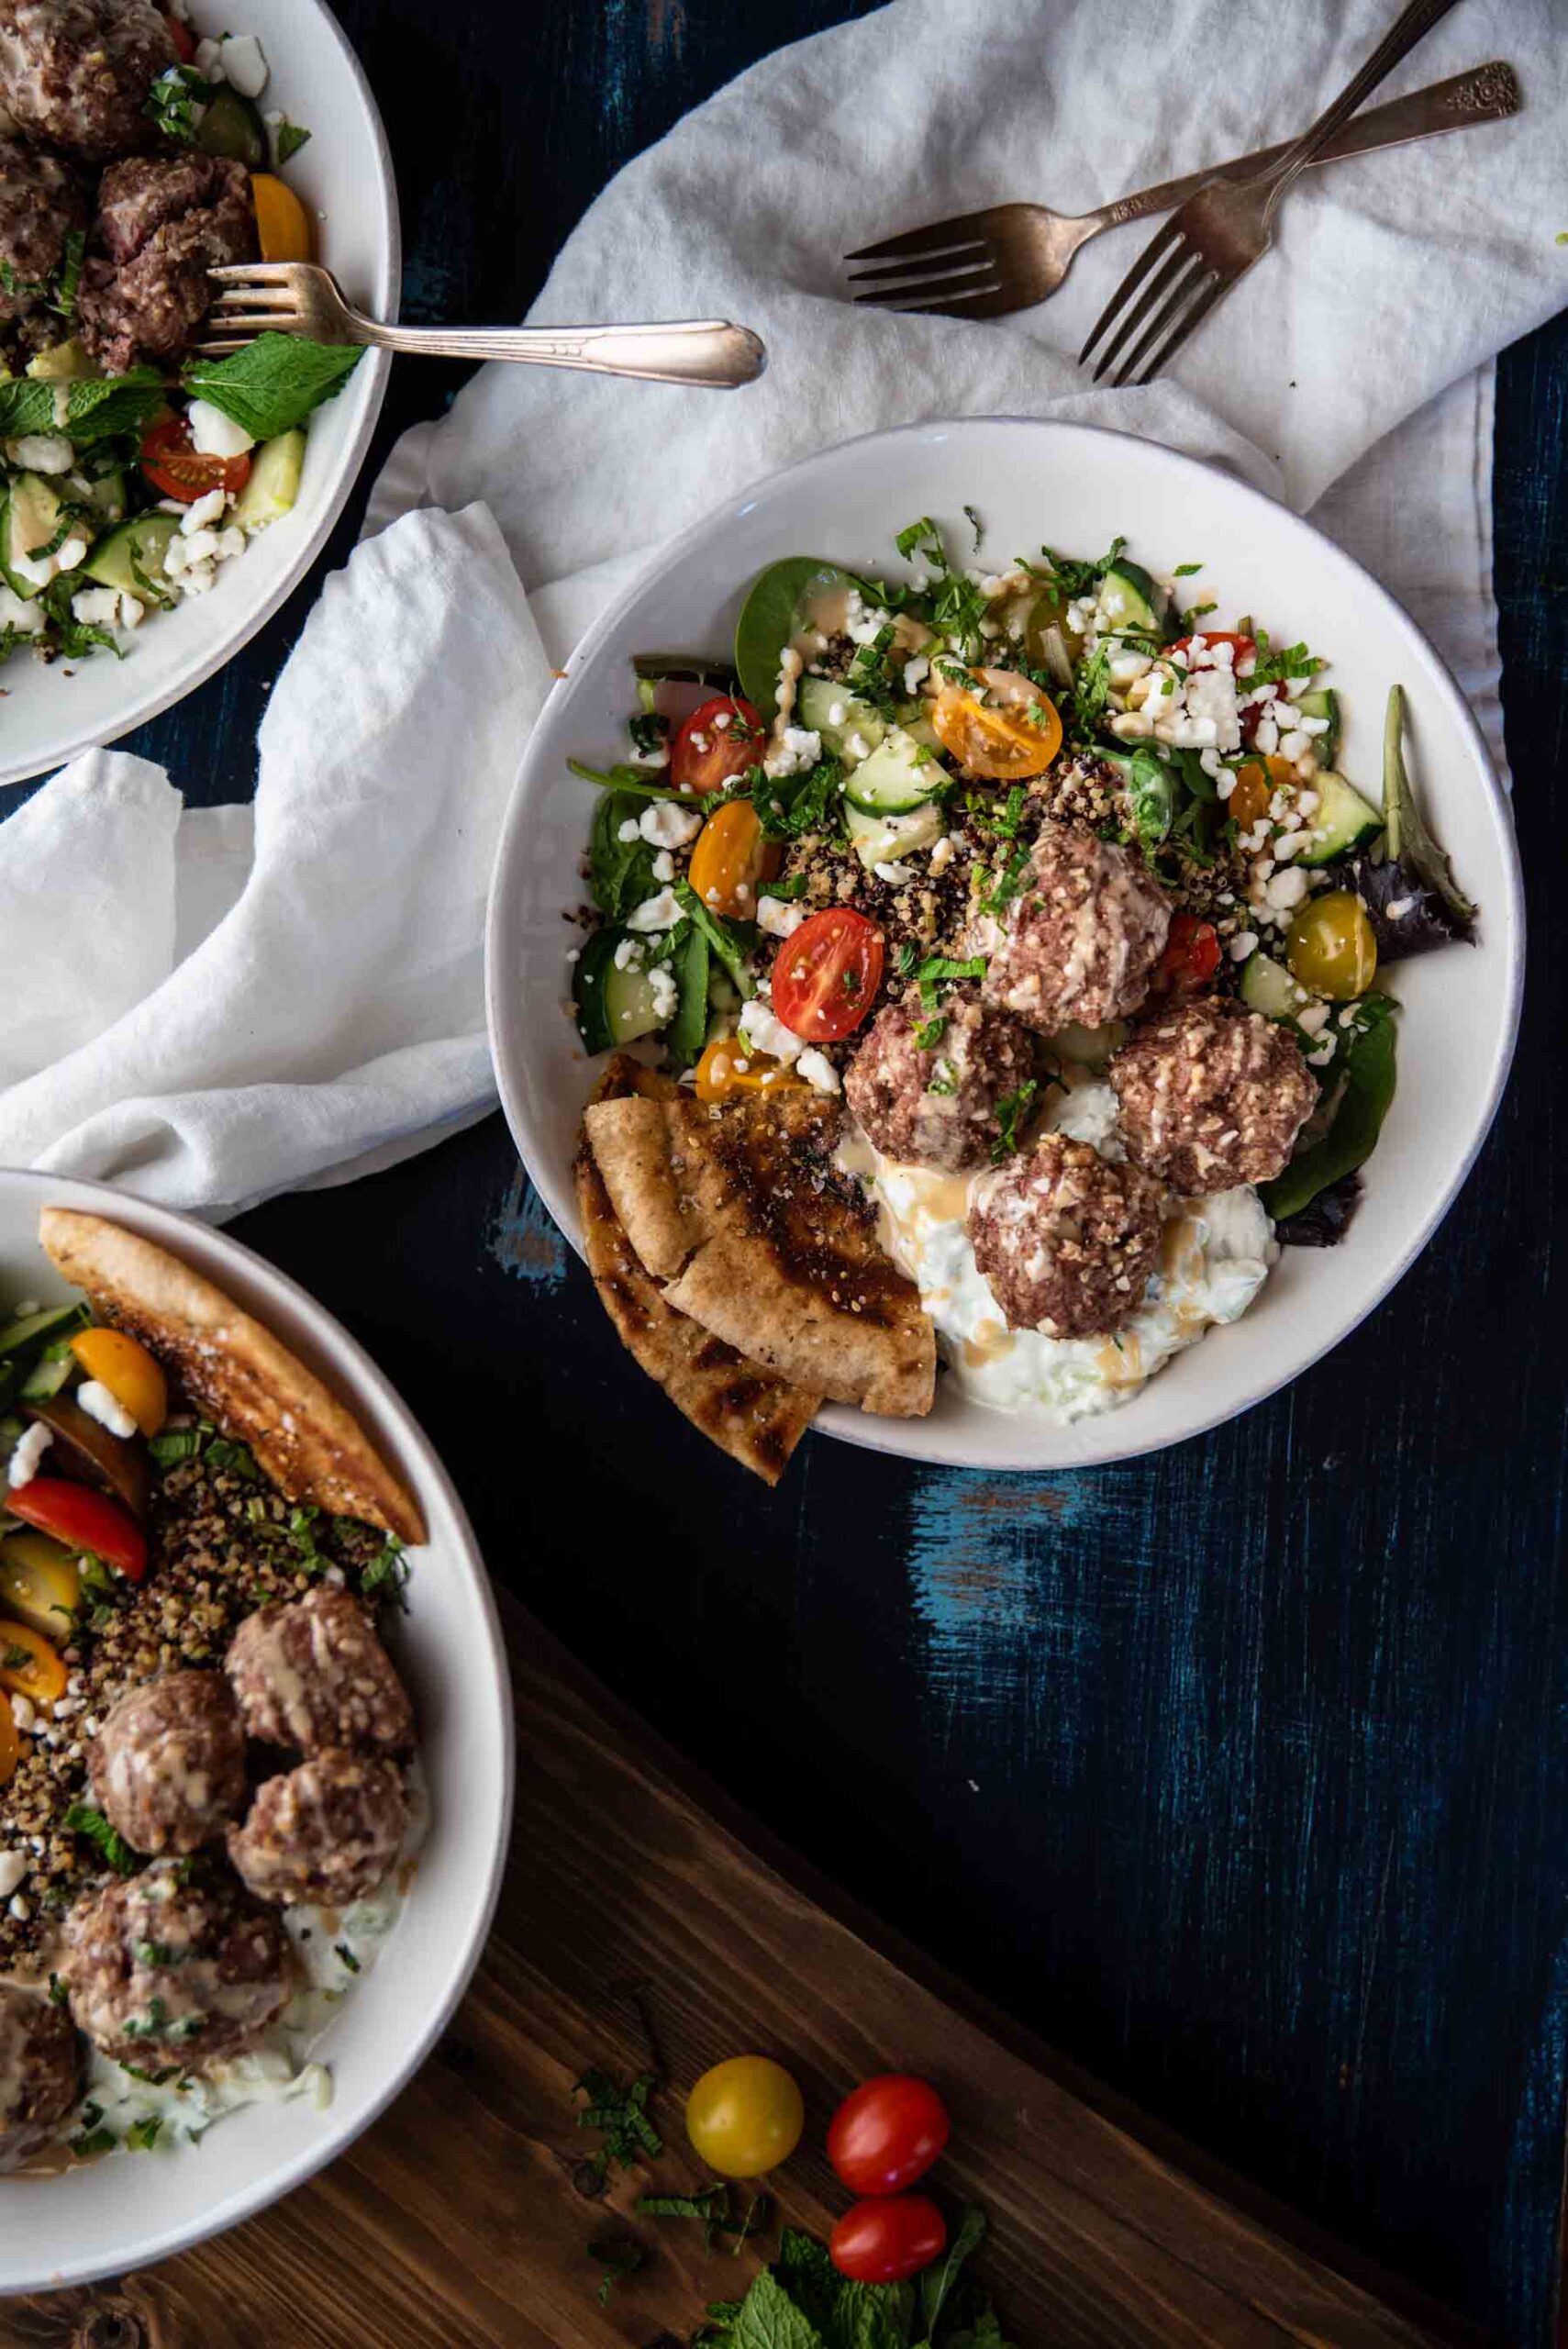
[86,469,126,529]
[846,797,944,870]
[795,675,885,766]
[1239,952,1315,1022]
[1296,770,1383,868]
[573,928,664,1053]
[0,1303,86,1361]
[1295,686,1340,766]
[1096,558,1168,641]
[843,728,942,816]
[26,338,98,383]
[2,473,72,599]
[232,429,306,533]
[19,1343,76,1403]
[197,87,267,167]
[83,511,179,601]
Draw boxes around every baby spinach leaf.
[734,558,855,718]
[1261,996,1397,1223]
[589,790,659,921]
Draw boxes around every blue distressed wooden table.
[15,4,1568,2340]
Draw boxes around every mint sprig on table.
[180,334,364,440]
[697,2212,1009,2349]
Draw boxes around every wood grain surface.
[1,1599,1492,2349]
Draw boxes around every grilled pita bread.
[574,1058,819,1484]
[39,1209,425,1547]
[584,1088,935,1419]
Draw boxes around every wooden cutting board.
[6,1598,1485,2349]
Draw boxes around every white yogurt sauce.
[850,1080,1275,1419]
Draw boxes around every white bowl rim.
[0,0,401,792]
[0,1163,514,2290]
[485,412,1525,1473]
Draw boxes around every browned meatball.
[966,1130,1165,1338]
[0,1981,81,2170]
[0,134,86,324]
[1110,996,1317,1195]
[844,988,1035,1174]
[228,1751,407,1909]
[77,151,256,371]
[62,1862,293,2067]
[88,1669,247,1856]
[967,821,1171,1034]
[0,0,175,162]
[227,1586,414,1756]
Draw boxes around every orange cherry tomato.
[250,172,314,263]
[693,1038,804,1103]
[930,672,1061,781]
[670,696,765,796]
[70,1327,167,1438]
[1155,912,1221,996]
[1229,754,1302,832]
[140,417,251,505]
[686,798,779,919]
[0,1618,67,1708]
[770,908,884,1042]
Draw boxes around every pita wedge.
[584,1087,936,1419]
[574,1058,820,1485]
[39,1208,425,1547]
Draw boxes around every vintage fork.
[197,266,767,388]
[1079,0,1465,387]
[845,61,1518,321]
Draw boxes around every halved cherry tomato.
[250,172,313,263]
[830,2196,947,2285]
[771,908,884,1043]
[0,1531,80,1642]
[828,2075,950,2198]
[1285,891,1376,1001]
[685,2055,805,2178]
[0,1618,67,1708]
[1155,912,1221,996]
[7,1481,147,1584]
[164,12,197,61]
[1169,630,1255,664]
[693,1038,804,1104]
[1228,752,1302,832]
[0,1697,16,1788]
[70,1328,167,1439]
[139,417,251,505]
[686,798,779,919]
[670,696,764,796]
[930,671,1061,781]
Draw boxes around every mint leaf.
[181,333,363,441]
[917,2206,986,2341]
[63,1802,138,1877]
[275,120,312,165]
[728,2267,828,2349]
[63,371,166,446]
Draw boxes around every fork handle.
[1258,0,1465,212]
[339,314,767,388]
[1084,61,1518,237]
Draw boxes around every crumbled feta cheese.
[76,1379,139,1439]
[1252,716,1280,755]
[711,709,732,730]
[1265,867,1309,911]
[1385,896,1414,921]
[765,726,821,779]
[846,603,892,648]
[117,591,145,629]
[651,850,674,883]
[1307,1038,1337,1068]
[844,732,871,763]
[10,1694,34,1734]
[639,798,703,849]
[182,486,228,535]
[0,585,43,637]
[6,1421,51,1488]
[218,32,269,95]
[612,937,644,971]
[1296,1003,1330,1038]
[8,434,73,474]
[1277,729,1312,764]
[648,964,679,1023]
[617,817,642,844]
[738,997,805,1064]
[634,743,669,770]
[187,398,256,459]
[1228,930,1259,963]
[178,560,217,597]
[0,1853,26,1901]
[873,860,916,885]
[179,528,223,565]
[757,896,806,939]
[70,586,122,628]
[626,889,680,933]
[902,654,930,696]
[928,835,958,875]
[194,34,225,76]
[795,1047,840,1095]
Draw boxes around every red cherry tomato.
[770,908,884,1043]
[139,417,252,505]
[1155,911,1221,996]
[164,12,197,60]
[829,2196,947,2285]
[7,1480,148,1584]
[669,695,764,796]
[828,2074,950,2197]
[1167,630,1255,664]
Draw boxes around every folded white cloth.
[1,0,1558,1214]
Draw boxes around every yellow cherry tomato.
[71,1326,167,1436]
[0,1532,81,1642]
[0,1617,67,1707]
[1285,890,1377,1001]
[693,1038,805,1104]
[250,172,314,263]
[685,2055,805,2178]
[686,800,778,920]
[930,674,1061,781]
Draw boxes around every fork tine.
[1089,240,1201,384]
[1127,262,1247,386]
[191,339,257,355]
[844,241,989,287]
[211,284,301,311]
[208,261,299,284]
[853,263,1000,309]
[205,310,307,334]
[1077,217,1184,371]
[885,285,1032,322]
[1109,258,1217,388]
[844,208,1006,266]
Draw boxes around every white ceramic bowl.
[0,0,398,789]
[486,417,1524,1472]
[0,1169,512,2292]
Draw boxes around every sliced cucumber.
[795,675,885,765]
[573,928,664,1054]
[1296,686,1340,766]
[843,727,942,816]
[895,701,943,755]
[0,1303,85,1360]
[667,923,709,1070]
[1240,952,1314,1022]
[86,469,126,529]
[196,86,267,167]
[2,473,70,599]
[26,338,97,383]
[846,797,944,870]
[19,1342,76,1403]
[1295,769,1383,868]
[83,511,179,600]
[232,429,306,533]
[1096,558,1167,641]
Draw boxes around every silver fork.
[845,61,1517,321]
[1078,0,1465,386]
[198,265,767,389]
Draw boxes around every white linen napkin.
[0,0,1558,1215]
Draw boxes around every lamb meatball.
[0,0,176,162]
[0,134,86,324]
[966,1130,1165,1338]
[1110,996,1318,1195]
[77,151,257,371]
[228,1751,407,1909]
[0,1982,81,2169]
[227,1586,414,1756]
[844,989,1035,1174]
[63,1862,292,2067]
[968,821,1172,1034]
[88,1669,247,1856]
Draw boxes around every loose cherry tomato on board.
[669,696,764,796]
[830,2195,947,2285]
[827,2074,950,2198]
[6,1480,147,1584]
[139,417,252,505]
[685,2055,805,2178]
[771,908,884,1043]
[1155,912,1220,996]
